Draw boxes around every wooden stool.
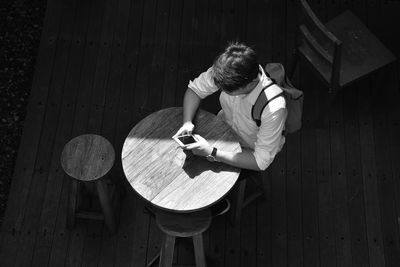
[148,209,211,267]
[60,134,118,233]
[230,171,266,226]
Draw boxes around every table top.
[121,107,241,212]
[61,134,115,181]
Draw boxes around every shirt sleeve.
[188,67,219,99]
[253,108,287,170]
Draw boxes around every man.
[174,42,287,171]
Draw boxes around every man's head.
[212,42,260,95]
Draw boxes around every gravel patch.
[0,0,46,226]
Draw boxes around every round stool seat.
[156,209,211,238]
[61,134,115,182]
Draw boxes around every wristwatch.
[206,147,218,162]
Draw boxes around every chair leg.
[96,179,116,233]
[67,179,78,229]
[230,179,247,227]
[159,234,175,267]
[193,234,207,267]
[147,252,160,267]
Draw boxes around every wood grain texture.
[122,107,241,212]
[61,134,115,182]
[2,1,400,266]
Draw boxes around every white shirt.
[188,65,287,170]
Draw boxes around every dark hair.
[212,42,259,93]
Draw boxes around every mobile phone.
[173,134,198,146]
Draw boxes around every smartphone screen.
[178,135,197,145]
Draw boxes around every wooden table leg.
[159,234,175,267]
[67,179,78,229]
[96,179,116,233]
[193,234,206,267]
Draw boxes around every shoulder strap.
[264,70,276,84]
[251,82,284,127]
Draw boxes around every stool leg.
[67,179,78,229]
[96,180,116,233]
[193,234,207,267]
[159,234,175,267]
[230,179,246,226]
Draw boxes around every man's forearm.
[183,88,201,123]
[216,149,261,171]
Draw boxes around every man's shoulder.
[261,85,286,115]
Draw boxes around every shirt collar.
[244,65,273,105]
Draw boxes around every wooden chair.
[147,209,211,267]
[289,0,396,125]
[61,134,121,233]
[230,170,266,226]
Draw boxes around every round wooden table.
[121,107,241,212]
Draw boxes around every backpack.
[251,63,304,135]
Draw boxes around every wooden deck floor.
[1,0,400,266]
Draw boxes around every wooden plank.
[128,198,151,267]
[299,67,319,267]
[62,0,118,265]
[255,1,274,266]
[372,65,400,266]
[121,0,158,266]
[83,0,132,264]
[329,85,352,267]
[246,0,271,62]
[145,0,171,112]
[0,0,63,259]
[380,2,400,253]
[172,2,197,263]
[85,0,119,134]
[3,0,81,265]
[173,0,196,110]
[96,0,133,265]
[239,194,257,266]
[285,1,304,266]
[112,0,146,265]
[44,0,107,266]
[385,65,400,266]
[379,0,400,57]
[233,3,270,266]
[200,0,222,114]
[315,124,336,267]
[131,0,158,123]
[366,0,399,266]
[30,0,104,265]
[220,0,246,45]
[189,0,212,261]
[286,133,303,267]
[314,3,341,267]
[357,75,386,267]
[343,83,370,266]
[144,0,181,264]
[268,150,287,267]
[160,0,184,109]
[204,14,225,259]
[256,171,272,267]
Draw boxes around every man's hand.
[184,134,213,157]
[173,121,195,137]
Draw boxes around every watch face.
[206,155,215,162]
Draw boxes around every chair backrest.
[299,0,342,90]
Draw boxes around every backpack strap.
[264,70,276,84]
[252,82,284,127]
